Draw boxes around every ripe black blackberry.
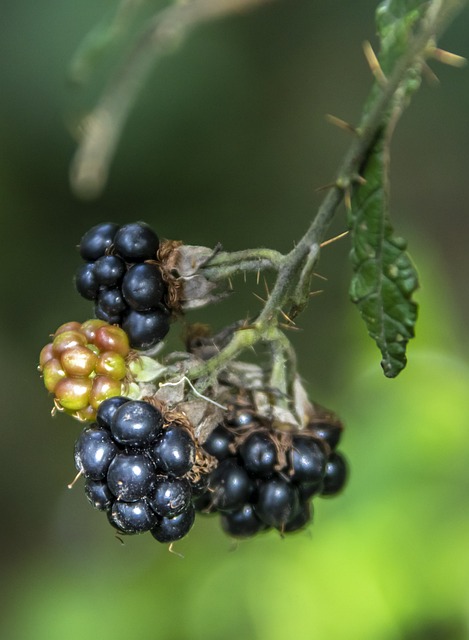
[196,406,349,539]
[75,221,172,350]
[72,396,203,543]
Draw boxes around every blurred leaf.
[348,133,419,377]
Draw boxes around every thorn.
[320,230,349,248]
[325,114,357,135]
[422,62,440,86]
[252,292,266,303]
[227,276,234,291]
[431,48,467,68]
[315,181,338,193]
[312,272,328,281]
[263,276,271,298]
[363,41,387,87]
[256,269,260,286]
[243,270,247,284]
[279,322,302,332]
[354,175,367,186]
[308,289,324,298]
[67,470,83,489]
[279,309,297,326]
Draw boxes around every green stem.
[182,0,466,389]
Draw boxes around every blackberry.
[107,453,156,501]
[220,503,267,539]
[149,476,192,518]
[284,501,312,533]
[113,222,159,262]
[202,424,234,460]
[96,396,130,430]
[84,479,114,511]
[254,475,300,529]
[96,287,127,316]
[150,505,195,543]
[307,421,343,451]
[122,263,166,311]
[108,499,158,534]
[289,435,327,484]
[297,479,322,502]
[111,400,164,448]
[122,308,170,351]
[79,222,119,261]
[150,424,196,477]
[75,221,173,352]
[321,452,348,496]
[94,255,126,287]
[209,459,254,512]
[74,427,118,481]
[75,263,99,300]
[239,430,277,478]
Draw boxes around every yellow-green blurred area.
[1,1,469,639]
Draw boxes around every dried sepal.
[159,242,230,311]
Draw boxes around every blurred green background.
[1,1,469,638]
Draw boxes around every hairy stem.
[182,0,466,389]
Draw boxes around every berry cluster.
[75,222,171,350]
[39,320,130,420]
[75,396,204,543]
[195,409,348,538]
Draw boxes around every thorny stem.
[183,0,467,392]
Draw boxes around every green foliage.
[346,0,430,377]
[348,134,419,377]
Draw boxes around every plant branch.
[181,0,467,390]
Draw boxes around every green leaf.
[348,133,418,377]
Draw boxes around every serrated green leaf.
[348,133,418,377]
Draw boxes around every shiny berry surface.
[96,396,130,430]
[202,424,234,460]
[107,453,156,501]
[321,452,348,496]
[122,308,170,350]
[96,287,127,319]
[60,345,97,378]
[289,435,327,483]
[221,504,266,539]
[239,431,277,478]
[150,505,195,543]
[55,377,92,411]
[94,325,130,357]
[307,421,343,451]
[122,263,166,311]
[209,459,254,512]
[79,222,119,261]
[108,499,158,534]
[94,255,126,287]
[255,476,299,529]
[74,427,118,481]
[149,477,192,518]
[84,480,114,511]
[150,425,196,477]
[75,263,99,300]
[111,400,164,448]
[113,222,159,262]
